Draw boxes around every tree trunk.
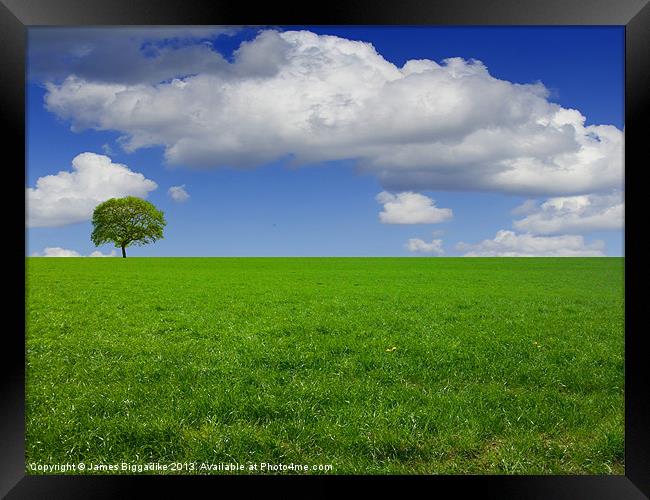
[121,245,126,258]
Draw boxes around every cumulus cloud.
[41,29,623,197]
[31,247,81,257]
[512,191,623,235]
[26,152,158,228]
[168,184,190,202]
[511,199,539,216]
[406,235,444,255]
[377,191,452,224]
[456,230,605,257]
[89,249,117,257]
[32,247,118,257]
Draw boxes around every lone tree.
[91,196,166,258]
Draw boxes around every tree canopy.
[91,196,166,258]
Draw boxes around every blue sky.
[26,26,624,257]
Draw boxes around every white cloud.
[406,235,444,255]
[32,247,117,257]
[377,191,452,224]
[32,247,81,257]
[27,152,158,228]
[456,230,605,257]
[168,184,190,202]
[89,249,117,257]
[41,29,623,197]
[513,191,623,235]
[511,199,539,216]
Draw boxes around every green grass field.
[25,257,624,474]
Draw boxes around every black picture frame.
[3,0,648,497]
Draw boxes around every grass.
[25,257,624,474]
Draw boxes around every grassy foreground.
[25,257,624,474]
